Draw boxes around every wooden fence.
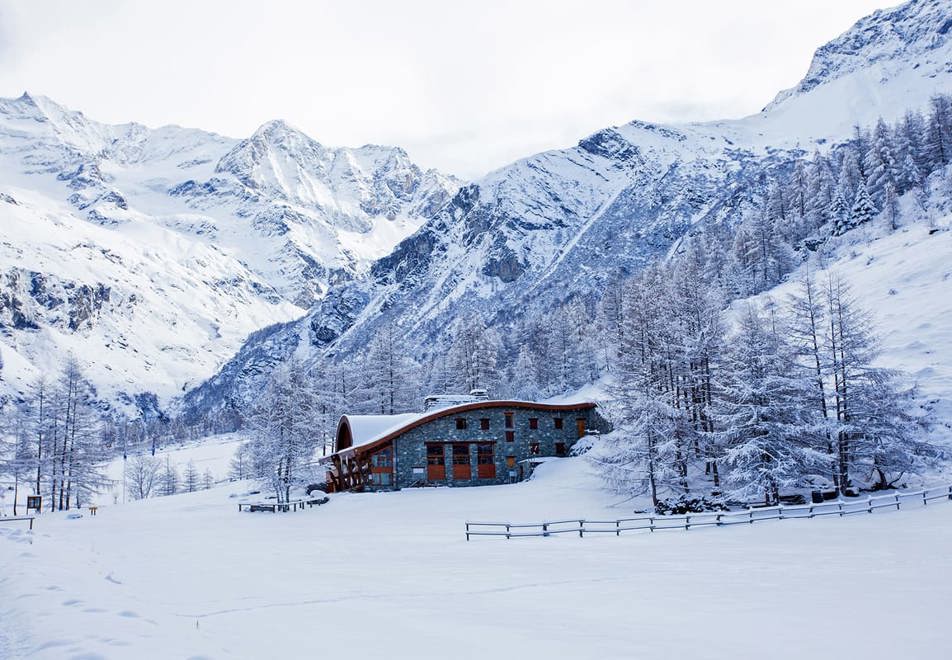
[0,516,35,531]
[465,485,952,540]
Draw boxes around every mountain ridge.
[181,0,952,417]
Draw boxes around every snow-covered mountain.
[185,0,952,414]
[0,94,458,410]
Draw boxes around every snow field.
[2,456,952,660]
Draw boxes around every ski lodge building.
[320,393,608,492]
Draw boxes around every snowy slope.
[2,456,951,659]
[188,0,952,412]
[745,213,952,449]
[0,94,458,409]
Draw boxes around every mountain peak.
[767,0,952,111]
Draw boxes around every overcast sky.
[0,0,896,179]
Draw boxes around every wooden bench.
[238,497,329,513]
[89,506,98,516]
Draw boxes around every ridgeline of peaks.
[0,94,459,410]
[183,0,952,416]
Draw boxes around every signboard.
[412,467,425,476]
[26,495,42,513]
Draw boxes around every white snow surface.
[2,455,951,659]
[342,413,422,449]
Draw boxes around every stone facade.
[382,404,608,489]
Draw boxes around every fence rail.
[465,485,952,540]
[0,516,35,530]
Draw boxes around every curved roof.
[337,413,422,451]
[330,400,597,459]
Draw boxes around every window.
[505,431,515,443]
[456,418,467,430]
[480,418,490,430]
[555,442,567,457]
[427,444,444,465]
[528,418,538,430]
[506,456,516,469]
[452,444,469,464]
[477,443,495,479]
[504,412,514,429]
[372,472,392,486]
[554,417,563,430]
[371,447,392,468]
[529,442,540,455]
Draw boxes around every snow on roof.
[344,413,423,449]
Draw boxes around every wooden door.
[452,443,471,481]
[426,444,445,481]
[576,418,587,439]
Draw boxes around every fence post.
[579,520,584,538]
[809,504,814,518]
[778,504,783,521]
[867,496,873,514]
[649,516,654,533]
[895,493,901,511]
[716,513,722,526]
[685,515,691,531]
[506,523,511,540]
[616,520,620,537]
[749,508,754,524]
[923,491,928,506]
[466,523,470,541]
[948,485,952,501]
[543,523,549,538]
[838,501,843,517]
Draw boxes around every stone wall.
[388,405,608,489]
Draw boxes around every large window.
[555,442,567,457]
[372,472,392,486]
[477,443,495,479]
[528,418,539,430]
[480,418,490,430]
[554,417,564,430]
[505,431,515,443]
[504,412,514,429]
[456,418,467,430]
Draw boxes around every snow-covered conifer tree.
[183,460,200,493]
[714,306,823,505]
[848,181,877,231]
[159,456,179,496]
